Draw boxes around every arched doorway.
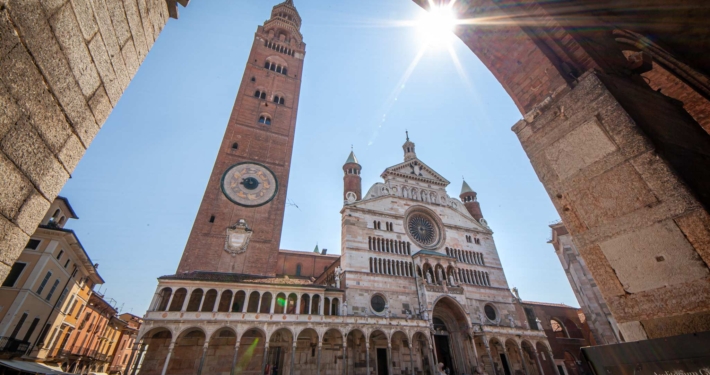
[135,328,171,375]
[267,328,293,375]
[431,297,474,375]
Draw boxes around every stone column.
[129,342,146,375]
[290,341,297,375]
[160,341,176,375]
[518,343,530,375]
[548,348,561,375]
[242,291,250,313]
[196,342,209,375]
[317,343,322,375]
[260,343,270,375]
[230,342,240,375]
[319,295,324,315]
[427,343,436,375]
[342,342,347,375]
[256,294,262,313]
[484,340,496,375]
[198,292,206,311]
[125,341,139,375]
[387,343,393,375]
[270,294,276,314]
[409,342,415,375]
[229,290,236,312]
[164,293,175,312]
[532,348,545,375]
[296,295,301,315]
[366,343,370,375]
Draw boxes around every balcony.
[0,337,30,355]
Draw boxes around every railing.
[0,337,30,354]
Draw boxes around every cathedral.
[130,2,559,375]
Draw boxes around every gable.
[381,158,450,186]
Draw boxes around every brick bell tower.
[177,0,305,276]
[460,180,484,222]
[343,149,362,203]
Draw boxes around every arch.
[431,296,474,375]
[155,287,171,311]
[311,294,321,315]
[412,331,433,375]
[287,293,298,314]
[235,328,266,374]
[167,328,206,375]
[274,292,287,314]
[551,318,569,338]
[521,340,541,375]
[323,297,331,316]
[294,328,319,372]
[217,290,232,312]
[168,288,186,311]
[322,329,344,374]
[345,329,367,371]
[299,294,310,314]
[232,290,246,312]
[535,341,556,375]
[259,292,273,314]
[185,288,203,312]
[201,289,218,312]
[135,328,172,375]
[246,291,260,313]
[331,297,340,316]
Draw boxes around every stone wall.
[0,0,183,282]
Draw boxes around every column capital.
[203,343,210,349]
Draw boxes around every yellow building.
[0,197,103,367]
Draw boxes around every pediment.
[381,159,450,186]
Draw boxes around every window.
[484,304,497,321]
[295,263,302,276]
[57,250,64,260]
[254,90,261,97]
[551,319,569,338]
[279,97,284,105]
[63,259,70,268]
[209,215,215,223]
[273,95,280,103]
[45,279,60,301]
[371,294,386,313]
[282,68,288,75]
[231,142,239,150]
[26,239,41,250]
[37,271,52,294]
[258,115,272,125]
[2,262,26,287]
[9,313,27,339]
[474,238,481,245]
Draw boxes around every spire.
[403,131,416,161]
[461,180,474,195]
[313,243,319,253]
[345,150,359,165]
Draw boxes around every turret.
[343,149,362,203]
[403,131,416,161]
[460,180,484,222]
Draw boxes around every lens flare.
[417,3,457,48]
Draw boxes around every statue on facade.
[448,274,456,287]
[426,272,433,284]
[334,266,342,289]
[508,316,515,328]
[535,317,543,330]
[479,311,486,323]
[437,268,444,285]
[512,287,520,301]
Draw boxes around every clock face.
[221,162,279,207]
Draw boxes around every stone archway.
[203,327,237,375]
[235,328,267,375]
[267,328,294,375]
[168,327,206,375]
[135,328,172,375]
[431,297,473,375]
[346,329,367,374]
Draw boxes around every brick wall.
[0,0,182,281]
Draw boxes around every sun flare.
[417,5,457,48]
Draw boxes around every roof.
[0,359,71,375]
[55,196,78,219]
[159,271,340,290]
[522,300,576,309]
[412,250,455,259]
[461,180,474,195]
[345,151,359,165]
[279,249,339,257]
[37,225,104,284]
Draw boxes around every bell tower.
[177,1,306,276]
[343,149,362,203]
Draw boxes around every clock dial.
[221,162,279,207]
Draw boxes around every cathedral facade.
[130,2,559,375]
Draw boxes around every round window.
[484,304,497,321]
[407,213,440,247]
[371,295,386,313]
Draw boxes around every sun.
[417,5,457,48]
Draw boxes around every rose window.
[407,213,438,247]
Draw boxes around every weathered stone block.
[1,119,70,199]
[136,0,155,48]
[14,190,51,235]
[599,220,709,293]
[0,214,29,268]
[121,40,140,79]
[0,263,9,285]
[675,209,710,267]
[90,0,130,90]
[40,0,68,17]
[7,0,99,149]
[0,153,33,220]
[0,9,19,60]
[87,33,122,106]
[50,3,101,98]
[57,133,86,173]
[88,85,112,126]
[0,79,21,140]
[69,0,97,40]
[0,44,73,153]
[123,0,148,62]
[105,0,132,46]
[544,119,617,180]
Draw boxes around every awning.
[0,360,71,375]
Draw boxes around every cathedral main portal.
[432,297,475,375]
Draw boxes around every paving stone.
[49,3,101,98]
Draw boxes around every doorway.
[499,354,512,375]
[377,348,389,375]
[267,346,283,375]
[434,335,454,374]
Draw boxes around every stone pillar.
[270,294,276,314]
[261,343,270,375]
[518,343,530,375]
[164,293,175,312]
[548,348,561,375]
[342,343,347,375]
[319,295,325,316]
[125,341,140,375]
[291,342,297,375]
[242,291,249,313]
[295,295,301,315]
[317,343,322,375]
[427,343,436,375]
[387,343,393,375]
[532,348,545,375]
[366,343,370,375]
[409,342,415,375]
[256,293,262,313]
[160,342,175,375]
[230,342,240,375]
[196,342,209,375]
[198,292,206,311]
[484,340,496,375]
[229,290,236,312]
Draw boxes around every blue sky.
[59,0,575,314]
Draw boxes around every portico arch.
[235,328,266,374]
[431,296,474,375]
[168,327,205,375]
[135,328,172,375]
[267,328,294,375]
[202,328,237,374]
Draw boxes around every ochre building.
[133,2,567,375]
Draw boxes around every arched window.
[282,68,288,75]
[276,66,282,73]
[275,293,286,314]
[551,319,569,338]
[247,291,260,313]
[169,288,187,311]
[186,289,203,311]
[260,92,266,100]
[218,290,232,312]
[258,116,272,125]
[232,291,246,312]
[270,64,276,71]
[201,289,218,312]
[264,61,270,69]
[296,263,302,276]
[156,287,172,311]
[254,90,261,98]
[273,96,280,103]
[260,292,272,314]
[279,97,284,105]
